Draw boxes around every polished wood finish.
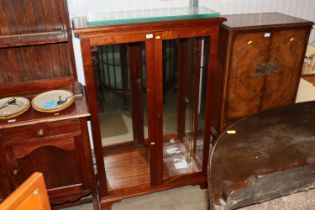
[103,145,150,191]
[128,44,145,145]
[73,17,225,209]
[0,173,51,210]
[0,0,76,97]
[212,12,313,134]
[209,101,315,210]
[0,0,97,208]
[80,38,108,197]
[0,92,97,208]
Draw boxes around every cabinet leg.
[92,192,100,210]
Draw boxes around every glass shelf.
[87,7,220,26]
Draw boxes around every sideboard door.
[262,28,308,110]
[0,119,94,204]
[225,32,268,122]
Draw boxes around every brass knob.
[37,128,44,137]
[247,40,253,45]
[12,168,18,175]
[150,142,155,146]
[290,37,295,42]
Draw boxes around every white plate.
[31,90,75,113]
[0,97,30,119]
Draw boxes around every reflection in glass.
[92,42,149,191]
[162,37,210,178]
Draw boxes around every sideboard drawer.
[0,120,81,143]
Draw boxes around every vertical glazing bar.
[203,29,219,174]
[128,43,144,145]
[191,38,202,155]
[146,33,163,186]
[177,40,187,141]
[112,45,117,88]
[80,38,108,196]
[120,44,129,108]
[105,46,111,87]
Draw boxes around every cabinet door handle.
[12,168,19,176]
[256,62,277,76]
[37,128,44,137]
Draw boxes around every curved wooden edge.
[0,172,51,210]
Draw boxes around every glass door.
[160,36,211,180]
[92,41,151,191]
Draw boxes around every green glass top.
[87,7,220,26]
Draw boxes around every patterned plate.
[31,90,75,113]
[0,97,30,119]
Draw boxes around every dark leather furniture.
[208,101,315,210]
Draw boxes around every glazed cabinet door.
[0,119,94,204]
[262,28,307,110]
[225,32,268,122]
[158,28,219,181]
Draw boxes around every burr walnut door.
[225,32,269,122]
[262,29,307,110]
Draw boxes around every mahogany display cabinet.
[211,12,313,134]
[73,7,225,209]
[0,0,98,208]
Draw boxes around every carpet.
[99,111,128,138]
[64,185,315,210]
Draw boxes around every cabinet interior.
[92,36,210,191]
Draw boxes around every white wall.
[68,0,189,17]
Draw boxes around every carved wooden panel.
[15,145,81,189]
[0,118,96,206]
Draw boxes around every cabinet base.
[100,173,206,210]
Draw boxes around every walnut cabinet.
[212,12,313,134]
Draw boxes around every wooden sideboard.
[0,0,76,97]
[73,8,225,210]
[212,12,313,134]
[0,0,98,208]
[0,92,98,208]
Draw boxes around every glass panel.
[162,37,210,179]
[87,7,220,26]
[92,42,149,191]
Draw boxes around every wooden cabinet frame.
[74,18,225,209]
[212,13,313,134]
